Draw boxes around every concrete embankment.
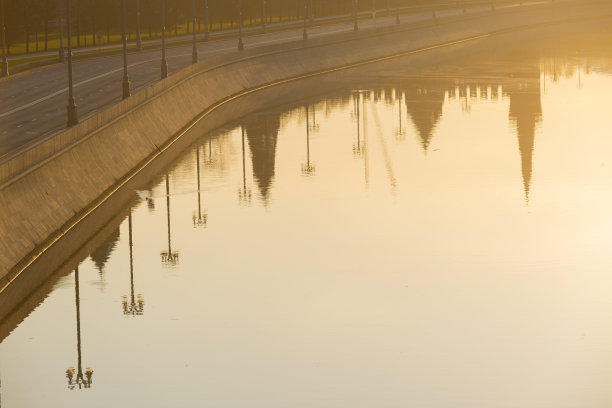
[1,0,611,302]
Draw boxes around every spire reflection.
[245,112,281,203]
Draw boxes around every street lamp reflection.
[193,147,208,228]
[123,213,144,316]
[238,126,252,205]
[161,174,179,266]
[301,105,316,176]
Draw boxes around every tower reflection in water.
[123,213,144,316]
[65,267,94,390]
[160,174,179,266]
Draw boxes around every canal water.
[3,26,612,407]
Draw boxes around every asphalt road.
[0,3,520,159]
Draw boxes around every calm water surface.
[3,31,612,407]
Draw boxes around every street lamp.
[395,0,400,24]
[301,105,316,176]
[262,0,267,33]
[302,0,308,40]
[0,0,8,77]
[121,0,131,99]
[371,0,376,18]
[193,147,208,227]
[161,174,179,266]
[191,0,198,63]
[65,267,94,390]
[123,214,144,316]
[66,0,78,126]
[309,0,314,26]
[352,0,359,31]
[204,0,210,41]
[57,0,65,62]
[237,0,244,51]
[136,0,142,50]
[238,126,252,205]
[161,0,168,79]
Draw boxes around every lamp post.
[352,0,358,31]
[66,0,78,126]
[237,0,244,51]
[204,0,209,41]
[161,174,179,266]
[395,0,399,24]
[262,0,266,33]
[0,0,8,77]
[371,0,376,18]
[123,214,144,316]
[58,0,65,62]
[309,0,313,26]
[301,105,316,176]
[136,0,142,50]
[161,0,168,79]
[191,0,198,63]
[121,0,131,99]
[193,148,208,227]
[65,267,94,390]
[238,126,252,205]
[302,0,308,40]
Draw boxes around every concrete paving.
[0,2,530,159]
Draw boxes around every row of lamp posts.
[0,0,427,124]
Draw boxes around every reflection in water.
[404,79,445,153]
[508,73,542,202]
[245,113,281,203]
[238,126,253,205]
[123,214,144,316]
[89,228,120,291]
[65,268,94,390]
[301,105,316,176]
[160,174,179,266]
[193,148,208,228]
[4,23,612,407]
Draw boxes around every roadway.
[0,2,527,159]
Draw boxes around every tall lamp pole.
[262,0,266,33]
[352,0,359,31]
[302,0,308,40]
[309,0,313,26]
[161,0,168,78]
[1,0,9,77]
[136,0,142,50]
[121,0,131,99]
[191,0,198,63]
[66,0,78,126]
[372,0,376,18]
[237,0,244,51]
[204,0,210,41]
[58,0,65,62]
[395,0,399,24]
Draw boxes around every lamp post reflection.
[65,267,94,390]
[123,214,144,316]
[238,126,252,205]
[353,91,363,157]
[395,88,405,140]
[193,148,208,227]
[161,174,179,266]
[301,105,316,176]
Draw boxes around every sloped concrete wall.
[1,0,611,294]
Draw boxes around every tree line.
[2,0,452,54]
